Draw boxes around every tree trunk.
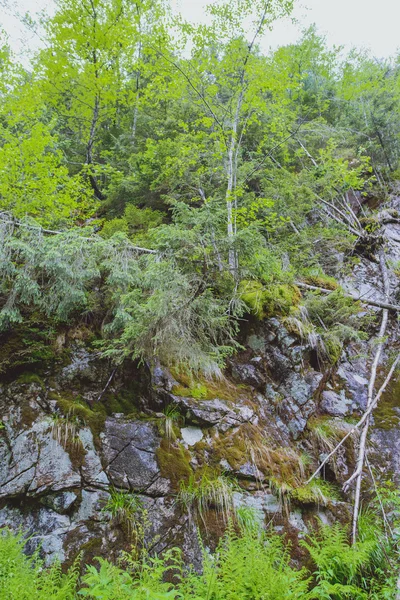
[86,95,105,201]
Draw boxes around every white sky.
[1,0,400,60]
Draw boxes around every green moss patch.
[17,372,45,388]
[156,439,193,490]
[290,480,339,506]
[373,369,400,430]
[301,270,338,291]
[53,394,106,444]
[171,370,251,402]
[0,318,60,378]
[239,280,301,319]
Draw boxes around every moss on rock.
[54,394,106,445]
[156,439,193,490]
[239,280,301,320]
[170,370,251,403]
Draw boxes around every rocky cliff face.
[0,321,357,566]
[1,198,400,568]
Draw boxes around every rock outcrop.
[2,195,400,565]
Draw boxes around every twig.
[346,250,390,544]
[96,368,117,403]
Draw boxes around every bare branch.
[306,354,400,485]
[0,214,157,254]
[295,281,400,312]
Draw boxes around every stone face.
[231,363,265,388]
[320,390,353,417]
[102,417,165,492]
[150,361,178,392]
[79,428,109,486]
[61,346,101,383]
[170,395,256,431]
[3,261,400,571]
[181,426,204,446]
[0,505,71,564]
[233,490,281,516]
[288,510,308,533]
[336,364,368,411]
[40,491,78,514]
[282,372,314,406]
[0,418,80,498]
[287,414,308,440]
[370,428,400,486]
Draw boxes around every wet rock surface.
[102,417,169,494]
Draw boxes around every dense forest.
[1,0,400,597]
[1,0,398,369]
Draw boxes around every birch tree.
[149,0,296,271]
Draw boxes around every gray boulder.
[320,390,353,417]
[102,417,169,494]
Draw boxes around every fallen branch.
[346,249,390,544]
[306,353,400,485]
[0,213,157,254]
[295,281,400,312]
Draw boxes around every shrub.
[0,517,398,599]
[301,518,396,599]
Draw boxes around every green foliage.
[302,518,397,599]
[179,524,312,600]
[1,516,398,599]
[290,480,339,506]
[79,552,179,599]
[160,404,181,440]
[303,290,366,365]
[2,6,400,598]
[1,0,396,377]
[100,206,163,240]
[0,123,90,226]
[172,382,209,399]
[79,524,312,600]
[0,219,240,375]
[0,529,79,599]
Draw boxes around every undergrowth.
[1,504,398,599]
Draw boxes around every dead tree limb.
[306,354,400,485]
[317,197,362,236]
[0,213,157,254]
[343,249,390,544]
[295,281,400,312]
